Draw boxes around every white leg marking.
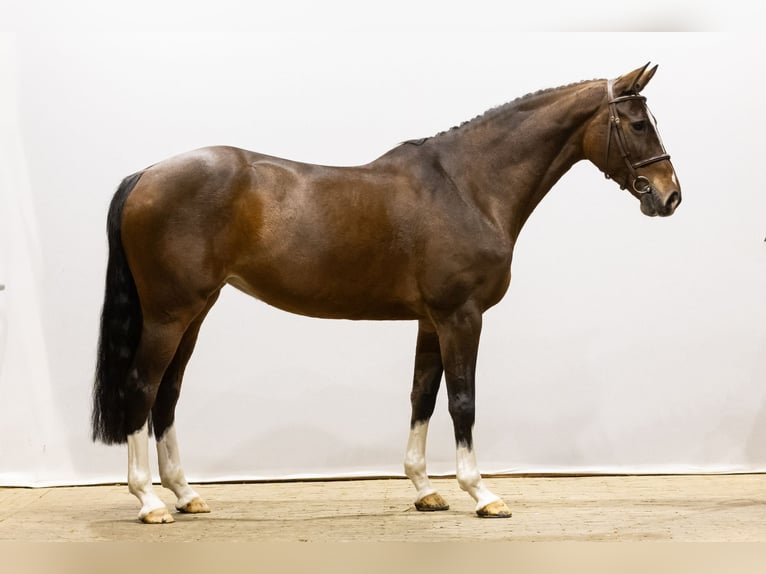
[157,424,201,509]
[127,422,168,519]
[403,421,437,500]
[456,445,500,511]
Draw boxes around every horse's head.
[584,63,681,217]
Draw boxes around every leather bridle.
[604,79,670,194]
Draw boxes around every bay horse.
[92,64,681,524]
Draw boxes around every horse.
[92,63,681,524]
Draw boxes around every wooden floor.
[1,474,765,542]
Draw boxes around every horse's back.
[227,150,429,318]
[119,145,428,318]
[119,144,510,321]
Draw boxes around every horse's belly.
[225,262,421,321]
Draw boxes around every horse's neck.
[437,80,604,241]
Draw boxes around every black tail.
[91,171,144,444]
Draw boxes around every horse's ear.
[613,63,658,95]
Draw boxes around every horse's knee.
[447,394,475,420]
[447,391,475,446]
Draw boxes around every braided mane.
[405,79,601,146]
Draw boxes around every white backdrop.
[2,3,765,486]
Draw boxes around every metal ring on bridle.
[632,175,652,195]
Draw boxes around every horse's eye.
[631,121,646,132]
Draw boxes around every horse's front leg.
[434,305,512,518]
[404,320,450,511]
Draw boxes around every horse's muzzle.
[640,188,681,217]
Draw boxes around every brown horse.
[92,63,681,523]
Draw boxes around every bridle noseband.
[604,79,670,194]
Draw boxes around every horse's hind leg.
[153,290,220,515]
[125,289,214,523]
[404,320,450,511]
[125,300,210,524]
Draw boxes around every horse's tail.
[91,171,144,444]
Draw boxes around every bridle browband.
[604,79,670,194]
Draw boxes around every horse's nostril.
[666,191,681,210]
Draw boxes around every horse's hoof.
[476,500,512,518]
[414,492,450,511]
[177,497,210,514]
[141,508,175,524]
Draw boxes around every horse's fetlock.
[457,470,481,492]
[404,457,426,480]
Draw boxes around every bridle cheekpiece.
[604,79,670,194]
